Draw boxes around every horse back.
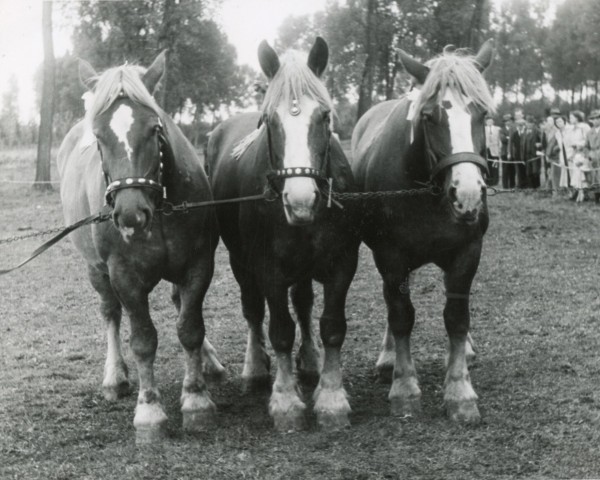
[57,120,106,268]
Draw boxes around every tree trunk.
[356,0,377,120]
[35,1,55,191]
[464,0,488,50]
[157,0,177,108]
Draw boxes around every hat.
[502,114,513,122]
[485,114,494,120]
[550,107,561,116]
[589,109,600,120]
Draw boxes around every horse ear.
[443,44,456,54]
[258,40,280,79]
[78,59,97,91]
[143,50,167,95]
[397,49,429,85]
[307,36,328,77]
[474,39,494,72]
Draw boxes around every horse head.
[258,38,332,226]
[79,52,167,242]
[399,40,495,224]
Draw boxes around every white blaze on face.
[443,89,484,216]
[277,96,320,222]
[110,104,135,162]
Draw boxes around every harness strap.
[0,210,111,276]
[430,152,490,180]
[105,178,163,205]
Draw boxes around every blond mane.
[84,64,161,125]
[233,50,334,160]
[411,50,496,124]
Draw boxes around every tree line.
[2,0,598,149]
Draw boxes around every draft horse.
[207,38,360,430]
[351,41,495,423]
[57,52,223,442]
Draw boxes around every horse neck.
[159,112,208,199]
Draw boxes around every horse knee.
[130,323,158,359]
[319,316,347,348]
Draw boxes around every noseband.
[260,114,332,194]
[98,101,169,208]
[421,115,489,183]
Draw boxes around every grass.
[1,148,600,479]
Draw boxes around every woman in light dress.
[563,110,591,202]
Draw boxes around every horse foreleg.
[112,273,166,444]
[383,273,421,417]
[375,325,395,382]
[441,247,481,424]
[172,284,225,381]
[291,279,320,384]
[266,287,306,432]
[233,272,270,391]
[313,257,356,430]
[87,266,130,401]
[176,258,217,432]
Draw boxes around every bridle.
[96,95,170,208]
[260,109,332,195]
[420,106,489,184]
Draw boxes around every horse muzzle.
[446,161,486,225]
[282,177,320,226]
[112,192,154,242]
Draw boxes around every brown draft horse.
[57,52,223,442]
[351,41,495,423]
[207,38,360,430]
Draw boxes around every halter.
[98,93,169,208]
[260,107,332,195]
[421,114,489,183]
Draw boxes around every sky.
[0,0,329,122]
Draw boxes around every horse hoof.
[242,374,272,393]
[270,394,306,432]
[376,364,393,384]
[103,381,131,401]
[390,396,422,417]
[316,411,350,430]
[135,423,167,445]
[446,400,481,424]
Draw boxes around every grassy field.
[1,147,600,479]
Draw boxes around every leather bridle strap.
[430,152,490,180]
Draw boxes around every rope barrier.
[0,179,61,184]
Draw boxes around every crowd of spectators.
[485,107,600,203]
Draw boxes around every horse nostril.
[449,186,458,202]
[112,212,120,229]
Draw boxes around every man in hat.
[541,109,560,188]
[510,113,529,187]
[485,115,501,185]
[500,113,514,188]
[585,109,600,202]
